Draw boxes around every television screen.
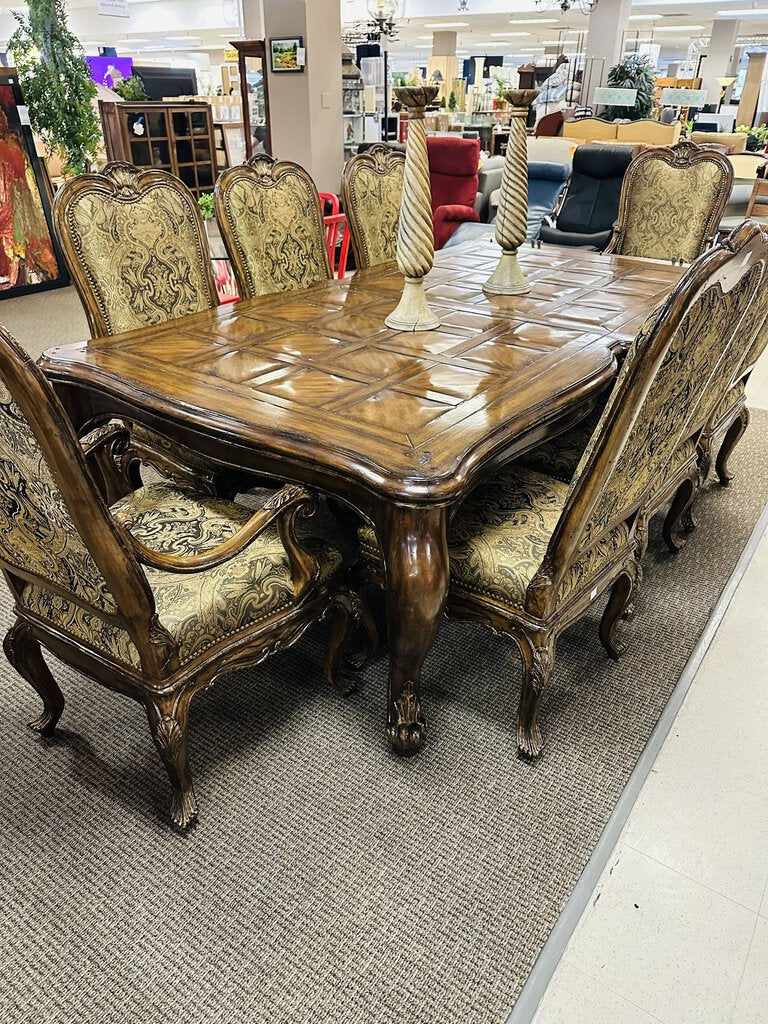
[133,65,198,99]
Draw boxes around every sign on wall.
[98,0,129,17]
[593,87,638,106]
[660,87,708,107]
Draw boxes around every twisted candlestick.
[385,85,441,332]
[484,88,539,296]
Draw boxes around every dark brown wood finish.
[41,242,686,754]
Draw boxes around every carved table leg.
[4,621,64,735]
[377,504,449,757]
[716,406,749,487]
[146,693,197,829]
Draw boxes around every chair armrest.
[539,225,613,250]
[123,484,320,598]
[433,204,481,226]
[80,423,138,505]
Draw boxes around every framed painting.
[0,72,68,298]
[269,37,304,73]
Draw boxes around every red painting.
[0,82,63,295]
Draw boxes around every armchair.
[539,144,634,250]
[0,329,374,827]
[426,136,481,249]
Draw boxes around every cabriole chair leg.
[146,694,198,829]
[4,622,64,736]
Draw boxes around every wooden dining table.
[40,241,686,755]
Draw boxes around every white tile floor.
[532,364,768,1024]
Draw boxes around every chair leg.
[323,589,379,697]
[662,471,698,553]
[716,406,749,487]
[4,622,64,736]
[599,567,637,662]
[516,630,555,761]
[145,694,198,829]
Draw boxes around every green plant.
[683,118,694,135]
[9,0,101,175]
[198,193,215,220]
[439,95,446,109]
[736,123,768,143]
[111,72,148,102]
[448,90,457,111]
[603,53,656,121]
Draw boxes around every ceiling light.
[115,37,151,45]
[716,7,768,14]
[424,22,469,28]
[628,14,656,19]
[653,24,705,30]
[413,44,433,49]
[491,31,531,36]
[509,18,559,23]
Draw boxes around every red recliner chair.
[426,137,481,249]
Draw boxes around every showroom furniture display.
[534,110,565,137]
[563,118,681,147]
[53,162,248,497]
[605,142,733,262]
[41,240,686,758]
[215,155,331,299]
[719,155,768,233]
[319,192,351,280]
[746,177,768,221]
[357,223,768,756]
[341,144,405,270]
[484,89,539,296]
[0,328,373,827]
[232,39,273,159]
[426,136,481,250]
[539,144,634,250]
[99,101,218,199]
[690,131,747,154]
[474,156,506,223]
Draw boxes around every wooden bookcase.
[99,101,217,197]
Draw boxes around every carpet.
[1,416,767,1024]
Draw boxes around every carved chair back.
[215,155,331,299]
[53,163,219,338]
[532,222,768,615]
[606,142,733,263]
[341,144,405,270]
[0,328,172,674]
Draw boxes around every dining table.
[40,240,686,756]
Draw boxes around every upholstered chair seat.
[215,155,331,298]
[605,142,733,262]
[22,482,343,670]
[0,330,374,827]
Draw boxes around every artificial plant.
[111,72,148,102]
[9,0,101,175]
[448,90,457,111]
[603,53,656,121]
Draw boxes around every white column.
[261,0,343,193]
[699,19,740,110]
[584,0,633,96]
[241,0,264,38]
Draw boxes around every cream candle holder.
[484,88,539,297]
[385,85,441,332]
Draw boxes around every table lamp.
[715,76,737,113]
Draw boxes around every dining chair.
[605,141,733,263]
[53,162,242,497]
[341,144,405,270]
[357,222,768,759]
[215,154,331,299]
[0,327,374,827]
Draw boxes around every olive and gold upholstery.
[215,155,331,299]
[0,328,372,827]
[605,142,733,263]
[358,223,768,758]
[341,144,405,270]
[52,162,240,496]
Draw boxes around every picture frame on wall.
[269,37,304,73]
[0,72,68,299]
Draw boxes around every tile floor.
[532,358,768,1023]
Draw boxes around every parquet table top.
[41,242,685,503]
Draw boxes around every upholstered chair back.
[0,328,163,668]
[532,223,768,614]
[215,155,331,298]
[606,142,733,263]
[341,144,405,270]
[53,163,218,338]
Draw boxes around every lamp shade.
[715,76,737,88]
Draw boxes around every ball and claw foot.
[387,689,427,756]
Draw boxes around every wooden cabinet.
[99,101,217,197]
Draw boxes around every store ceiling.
[0,0,766,66]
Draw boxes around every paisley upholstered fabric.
[22,483,342,668]
[218,159,330,297]
[571,267,760,550]
[63,171,215,335]
[0,380,116,613]
[517,404,605,483]
[343,150,404,268]
[359,468,629,611]
[709,380,746,428]
[617,157,727,262]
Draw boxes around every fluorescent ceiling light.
[509,18,559,23]
[115,38,151,45]
[424,22,469,28]
[628,14,655,19]
[491,31,531,36]
[413,44,433,48]
[653,24,705,30]
[716,7,768,13]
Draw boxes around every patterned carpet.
[0,415,766,1024]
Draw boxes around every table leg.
[377,503,449,757]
